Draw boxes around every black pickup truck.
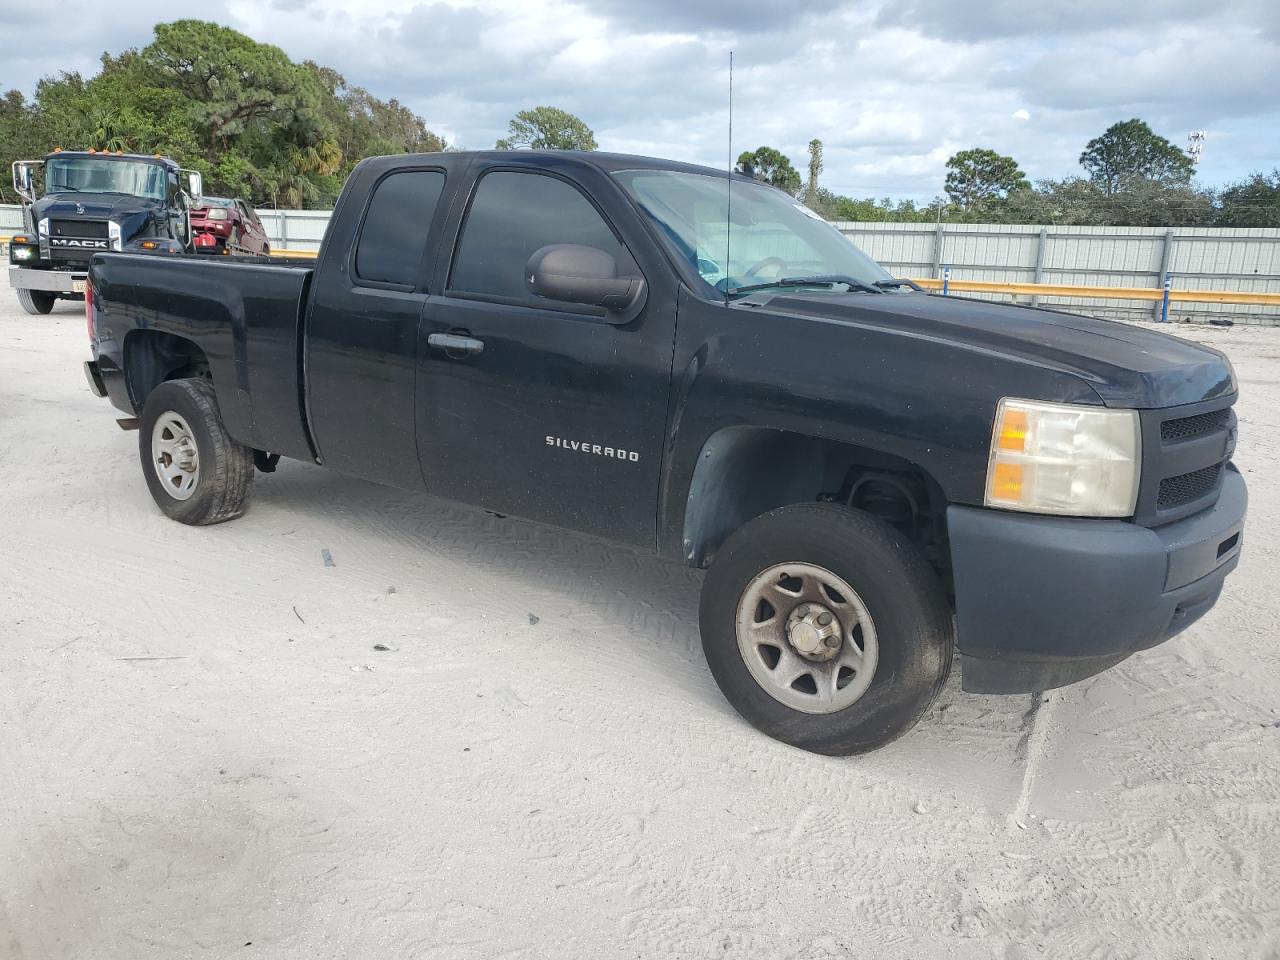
[83,150,1246,754]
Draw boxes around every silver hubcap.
[735,562,879,714]
[151,412,200,501]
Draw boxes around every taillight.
[85,278,95,344]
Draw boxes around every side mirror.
[186,171,203,202]
[12,162,35,200]
[526,244,645,314]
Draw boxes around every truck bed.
[91,252,316,461]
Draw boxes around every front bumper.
[949,465,1246,693]
[9,266,87,293]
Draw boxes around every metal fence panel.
[4,203,1277,323]
[1,205,24,233]
[834,221,1280,325]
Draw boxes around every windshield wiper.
[728,275,884,296]
[873,278,924,292]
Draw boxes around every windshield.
[614,169,891,296]
[197,197,235,208]
[45,157,167,200]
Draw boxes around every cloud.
[0,0,1276,199]
[574,0,846,34]
[875,0,1254,41]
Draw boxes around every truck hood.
[756,290,1235,409]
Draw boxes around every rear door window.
[354,170,447,289]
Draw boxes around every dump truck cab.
[8,149,202,314]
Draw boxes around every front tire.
[17,288,56,315]
[699,503,954,755]
[139,378,254,525]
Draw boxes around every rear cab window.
[354,170,447,289]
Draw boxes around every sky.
[1,0,1277,201]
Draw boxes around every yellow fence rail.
[911,277,1280,307]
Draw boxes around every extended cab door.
[305,160,457,488]
[417,159,678,548]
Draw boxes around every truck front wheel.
[138,378,254,525]
[699,503,954,755]
[17,288,56,315]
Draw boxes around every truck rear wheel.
[699,503,954,755]
[17,288,56,315]
[138,378,254,525]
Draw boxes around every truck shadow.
[248,459,991,738]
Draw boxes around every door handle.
[427,332,485,357]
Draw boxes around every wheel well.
[682,426,951,583]
[123,330,211,411]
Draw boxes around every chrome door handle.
[427,332,485,356]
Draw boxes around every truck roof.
[45,150,180,170]
[364,149,754,181]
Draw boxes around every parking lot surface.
[2,300,1277,959]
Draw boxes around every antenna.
[1187,130,1206,164]
[725,49,734,305]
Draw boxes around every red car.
[190,197,271,255]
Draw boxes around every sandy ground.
[1,298,1278,960]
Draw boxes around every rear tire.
[17,288,55,315]
[139,378,254,525]
[699,503,954,755]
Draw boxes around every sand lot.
[1,298,1277,959]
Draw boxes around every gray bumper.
[949,466,1247,693]
[8,266,87,293]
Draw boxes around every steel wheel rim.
[151,412,200,501]
[735,562,879,715]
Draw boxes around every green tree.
[736,146,801,194]
[1079,119,1195,195]
[307,63,446,163]
[944,148,1029,212]
[495,106,596,150]
[1000,176,1214,227]
[0,90,53,202]
[1216,170,1280,227]
[0,22,449,209]
[143,21,331,160]
[805,138,823,203]
[1000,178,1107,225]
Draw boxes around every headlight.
[10,238,37,262]
[985,398,1141,517]
[206,208,228,221]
